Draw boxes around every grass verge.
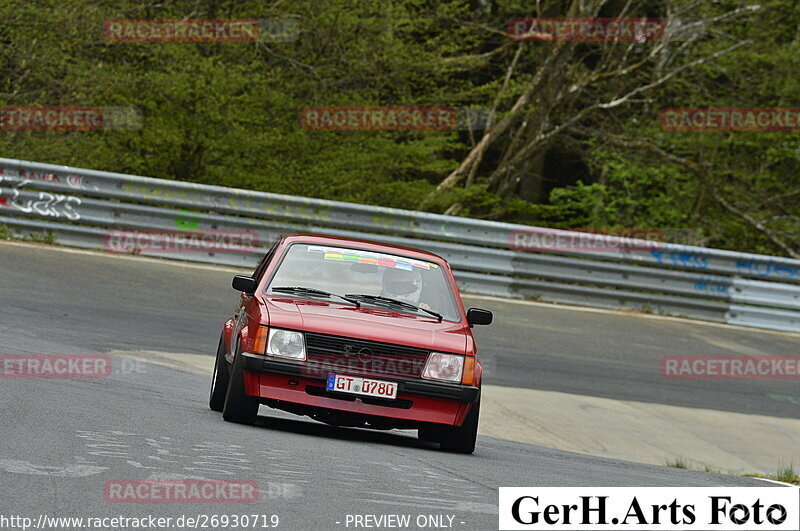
[666,458,800,485]
[0,223,58,244]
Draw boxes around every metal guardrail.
[1,157,799,333]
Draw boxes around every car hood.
[262,296,468,355]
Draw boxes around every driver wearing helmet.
[380,266,431,309]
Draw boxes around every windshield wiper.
[271,286,361,307]
[345,294,443,322]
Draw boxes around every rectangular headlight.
[266,328,306,361]
[422,352,464,383]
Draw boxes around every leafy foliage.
[0,0,797,255]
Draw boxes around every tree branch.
[442,42,515,63]
[572,128,800,258]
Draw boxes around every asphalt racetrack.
[0,241,790,529]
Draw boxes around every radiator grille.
[303,332,429,380]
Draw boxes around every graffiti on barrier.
[7,169,90,190]
[650,246,709,269]
[0,179,81,220]
[694,276,730,296]
[736,258,799,280]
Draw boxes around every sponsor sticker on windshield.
[306,246,436,270]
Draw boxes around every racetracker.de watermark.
[0,355,114,378]
[104,230,259,255]
[661,356,800,379]
[103,18,300,43]
[661,108,800,132]
[0,107,142,131]
[509,18,664,41]
[299,106,489,131]
[300,354,427,380]
[104,480,259,503]
[509,228,666,253]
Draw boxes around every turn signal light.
[253,326,269,354]
[461,356,475,386]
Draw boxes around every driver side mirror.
[467,308,493,326]
[232,275,258,294]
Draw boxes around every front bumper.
[240,352,480,426]
[241,352,480,403]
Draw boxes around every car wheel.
[439,399,480,454]
[209,333,229,412]
[222,339,260,424]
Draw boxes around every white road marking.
[0,458,107,477]
[752,477,800,488]
[146,472,207,480]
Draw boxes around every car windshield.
[266,243,461,322]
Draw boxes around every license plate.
[326,374,398,400]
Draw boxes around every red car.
[209,234,493,453]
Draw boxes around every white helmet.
[381,267,422,305]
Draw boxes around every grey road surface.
[1,241,798,418]
[0,355,767,530]
[0,242,788,530]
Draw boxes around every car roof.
[279,233,448,264]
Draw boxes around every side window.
[252,237,281,281]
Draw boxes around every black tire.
[222,339,260,424]
[418,425,444,443]
[209,334,229,412]
[439,399,480,454]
